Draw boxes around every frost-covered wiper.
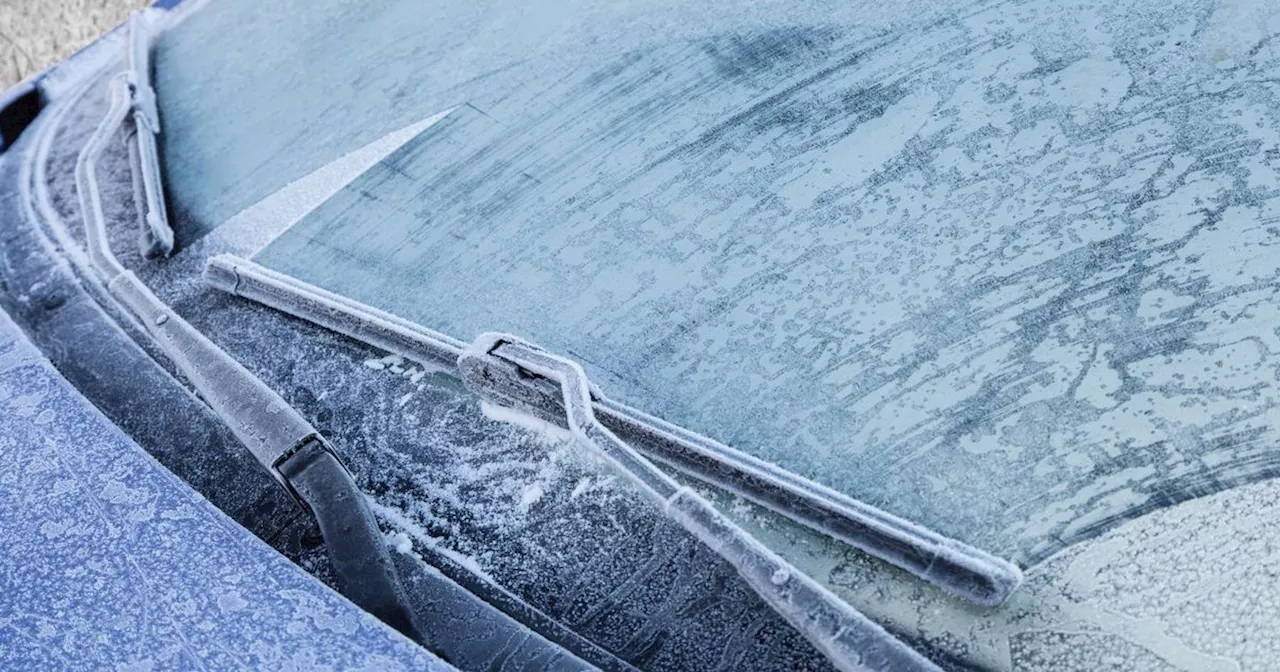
[205,256,941,671]
[95,19,625,667]
[471,333,945,671]
[76,71,426,642]
[123,11,174,257]
[206,253,1022,608]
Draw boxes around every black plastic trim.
[0,80,42,152]
[277,437,426,640]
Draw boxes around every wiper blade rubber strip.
[123,11,174,258]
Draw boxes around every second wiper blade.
[77,72,424,643]
[123,10,174,257]
[205,253,1023,607]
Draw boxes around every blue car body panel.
[0,309,450,671]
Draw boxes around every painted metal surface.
[0,308,449,670]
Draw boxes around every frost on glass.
[206,253,1022,606]
[243,0,1280,565]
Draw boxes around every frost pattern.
[248,0,1280,565]
[0,310,448,671]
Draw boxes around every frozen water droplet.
[771,568,790,585]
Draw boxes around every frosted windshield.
[158,0,1280,563]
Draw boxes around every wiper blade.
[204,254,1023,607]
[123,11,174,257]
[90,22,617,667]
[204,251,940,670]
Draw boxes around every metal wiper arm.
[204,253,1023,607]
[76,73,423,642]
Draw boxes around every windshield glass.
[155,0,1280,564]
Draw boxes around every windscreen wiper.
[76,70,424,643]
[205,253,1022,609]
[204,250,941,671]
[77,61,624,669]
[468,333,944,672]
[77,18,636,668]
[123,11,173,258]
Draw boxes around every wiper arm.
[470,334,941,671]
[77,73,423,642]
[499,333,953,669]
[204,253,1023,608]
[81,65,626,668]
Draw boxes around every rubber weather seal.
[204,253,1023,608]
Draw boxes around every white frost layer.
[479,400,573,446]
[361,354,450,389]
[203,107,456,258]
[385,530,414,555]
[370,500,493,582]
